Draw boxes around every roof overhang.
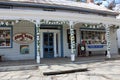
[0,8,120,26]
[0,1,119,16]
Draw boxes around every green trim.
[61,25,64,57]
[40,24,64,57]
[80,28,105,32]
[34,25,37,59]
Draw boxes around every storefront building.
[0,0,120,63]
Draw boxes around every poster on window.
[20,45,29,54]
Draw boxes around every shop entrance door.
[43,33,54,58]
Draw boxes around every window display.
[80,27,107,53]
[81,30,106,44]
[0,27,12,48]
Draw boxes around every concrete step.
[0,65,38,72]
[105,55,120,61]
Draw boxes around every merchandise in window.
[81,30,106,44]
[0,27,12,48]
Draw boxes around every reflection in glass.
[49,42,53,46]
[49,48,53,52]
[43,33,54,58]
[44,48,48,52]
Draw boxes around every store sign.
[88,45,104,48]
[13,33,34,44]
[40,19,69,25]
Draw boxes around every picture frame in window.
[20,45,29,54]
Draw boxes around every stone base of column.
[71,54,75,62]
[36,55,40,64]
[106,51,111,58]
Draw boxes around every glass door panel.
[43,33,54,58]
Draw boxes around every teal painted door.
[43,33,54,58]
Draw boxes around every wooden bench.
[0,55,4,62]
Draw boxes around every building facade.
[0,0,120,63]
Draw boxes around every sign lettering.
[13,33,34,44]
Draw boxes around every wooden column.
[105,25,111,58]
[36,20,41,63]
[69,21,76,61]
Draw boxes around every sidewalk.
[0,60,38,72]
[0,55,120,73]
[0,59,120,80]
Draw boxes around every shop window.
[0,26,12,48]
[80,30,106,44]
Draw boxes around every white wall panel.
[0,20,35,60]
[63,24,81,57]
[110,28,118,56]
